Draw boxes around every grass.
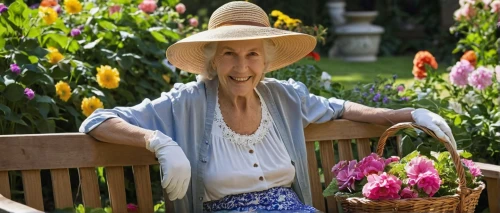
[299,56,449,89]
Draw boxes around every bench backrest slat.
[21,170,44,211]
[105,166,127,213]
[337,139,354,161]
[50,168,74,209]
[133,165,154,213]
[356,138,372,160]
[318,140,338,213]
[0,171,10,199]
[78,167,102,208]
[305,141,325,212]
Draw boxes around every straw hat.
[166,1,317,74]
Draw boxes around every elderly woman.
[80,1,455,212]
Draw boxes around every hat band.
[213,21,269,29]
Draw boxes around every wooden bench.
[0,120,498,212]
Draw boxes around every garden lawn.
[299,56,449,89]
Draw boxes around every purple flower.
[392,74,398,80]
[0,4,7,13]
[369,86,375,93]
[401,97,409,101]
[385,84,392,90]
[382,96,389,104]
[397,85,405,92]
[336,160,363,192]
[468,66,493,90]
[29,3,40,9]
[10,64,21,75]
[70,28,81,37]
[373,93,381,102]
[354,87,360,92]
[362,92,368,97]
[24,88,35,100]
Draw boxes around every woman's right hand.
[146,130,191,201]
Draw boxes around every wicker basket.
[335,122,485,213]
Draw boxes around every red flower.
[413,51,438,69]
[305,51,320,61]
[412,66,427,80]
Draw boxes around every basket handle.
[375,122,468,197]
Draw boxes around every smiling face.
[214,39,266,98]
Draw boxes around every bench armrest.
[0,194,43,213]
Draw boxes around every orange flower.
[461,50,477,67]
[41,0,58,7]
[413,51,438,69]
[412,66,427,80]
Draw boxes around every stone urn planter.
[334,11,384,62]
[326,1,346,27]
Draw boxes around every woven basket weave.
[335,122,484,213]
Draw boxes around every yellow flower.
[162,74,171,83]
[278,14,290,21]
[81,96,104,117]
[271,10,283,17]
[39,7,58,25]
[55,81,71,102]
[47,47,64,64]
[96,65,120,89]
[273,20,283,28]
[64,0,82,14]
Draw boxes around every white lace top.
[203,89,296,202]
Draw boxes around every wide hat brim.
[166,25,317,74]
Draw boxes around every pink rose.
[127,203,138,212]
[385,156,400,165]
[175,3,186,14]
[414,171,441,197]
[406,157,438,180]
[362,172,402,200]
[109,5,121,15]
[189,18,198,27]
[495,65,500,82]
[468,66,493,90]
[138,0,157,13]
[358,153,386,176]
[461,159,482,177]
[450,59,475,87]
[491,0,500,12]
[400,187,418,199]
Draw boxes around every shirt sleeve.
[79,83,188,134]
[286,79,347,125]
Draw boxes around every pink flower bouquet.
[323,151,483,200]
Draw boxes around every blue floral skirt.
[203,187,319,212]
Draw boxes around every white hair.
[200,39,276,81]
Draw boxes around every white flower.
[449,101,464,115]
[162,58,176,72]
[320,71,332,90]
[415,88,431,100]
[463,91,481,105]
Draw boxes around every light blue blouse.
[79,77,346,213]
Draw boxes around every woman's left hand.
[411,108,457,149]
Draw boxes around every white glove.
[411,108,457,150]
[146,130,191,201]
